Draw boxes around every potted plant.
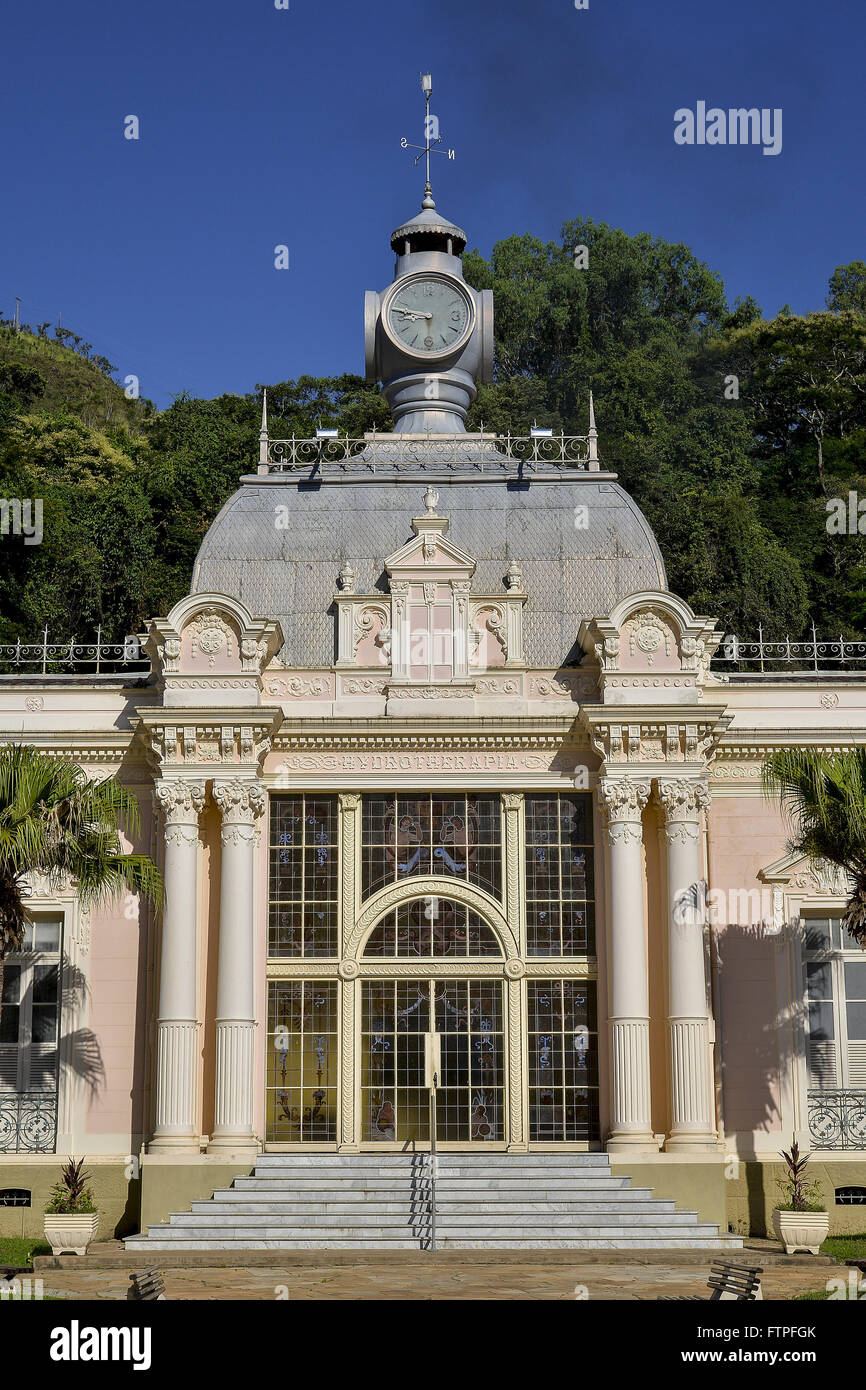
[44,1157,99,1256]
[772,1138,829,1255]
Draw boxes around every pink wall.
[708,798,788,1141]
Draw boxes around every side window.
[804,915,866,1091]
[0,915,63,1095]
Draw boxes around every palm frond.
[763,747,866,946]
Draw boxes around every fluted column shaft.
[209,778,265,1151]
[150,779,205,1150]
[657,777,716,1150]
[599,778,655,1150]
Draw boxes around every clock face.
[384,274,473,357]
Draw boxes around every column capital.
[655,775,710,824]
[501,792,523,812]
[598,777,651,822]
[155,779,206,825]
[338,791,361,812]
[212,778,266,825]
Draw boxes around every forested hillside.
[2,225,866,648]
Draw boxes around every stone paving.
[35,1258,836,1301]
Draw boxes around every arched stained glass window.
[363,897,502,958]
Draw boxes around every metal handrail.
[428,1070,438,1253]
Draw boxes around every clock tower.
[365,84,493,434]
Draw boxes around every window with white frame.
[804,914,866,1091]
[0,915,64,1095]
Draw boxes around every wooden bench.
[659,1260,763,1301]
[127,1267,167,1301]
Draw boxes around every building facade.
[1,192,865,1244]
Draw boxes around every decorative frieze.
[266,674,334,699]
[139,709,282,774]
[581,705,729,770]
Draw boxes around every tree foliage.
[1,225,866,646]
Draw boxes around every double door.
[361,978,504,1144]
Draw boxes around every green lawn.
[791,1233,866,1300]
[821,1233,866,1261]
[0,1237,51,1268]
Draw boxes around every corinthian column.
[150,779,205,1150]
[656,777,716,1150]
[209,778,265,1151]
[599,778,655,1151]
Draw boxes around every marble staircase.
[125,1153,743,1252]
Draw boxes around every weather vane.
[400,72,455,209]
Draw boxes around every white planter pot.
[772,1209,830,1256]
[44,1213,100,1257]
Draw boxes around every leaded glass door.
[361,978,505,1144]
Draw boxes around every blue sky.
[1,0,863,408]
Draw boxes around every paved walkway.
[36,1258,835,1301]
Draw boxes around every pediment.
[759,851,853,898]
[385,531,476,579]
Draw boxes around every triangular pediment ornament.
[759,851,853,898]
[384,488,476,579]
[385,527,476,576]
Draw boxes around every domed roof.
[390,204,467,253]
[191,464,667,669]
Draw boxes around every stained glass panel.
[364,897,501,957]
[269,795,339,956]
[266,981,338,1141]
[528,979,599,1140]
[525,793,595,954]
[361,979,505,1142]
[362,793,501,900]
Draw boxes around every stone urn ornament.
[44,1156,99,1257]
[772,1138,829,1255]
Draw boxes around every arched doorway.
[361,895,505,1145]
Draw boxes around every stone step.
[224,1180,639,1197]
[254,1153,610,1168]
[126,1233,741,1251]
[247,1167,616,1182]
[170,1207,699,1228]
[202,1193,666,1211]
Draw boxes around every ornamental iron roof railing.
[0,627,148,678]
[259,431,598,476]
[713,623,866,678]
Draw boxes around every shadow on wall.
[713,919,801,1137]
[712,920,804,1235]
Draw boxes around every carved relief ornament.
[155,779,206,824]
[655,777,710,822]
[598,778,651,821]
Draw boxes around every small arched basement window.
[0,1190,31,1207]
[835,1187,866,1205]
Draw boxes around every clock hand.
[392,304,433,319]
